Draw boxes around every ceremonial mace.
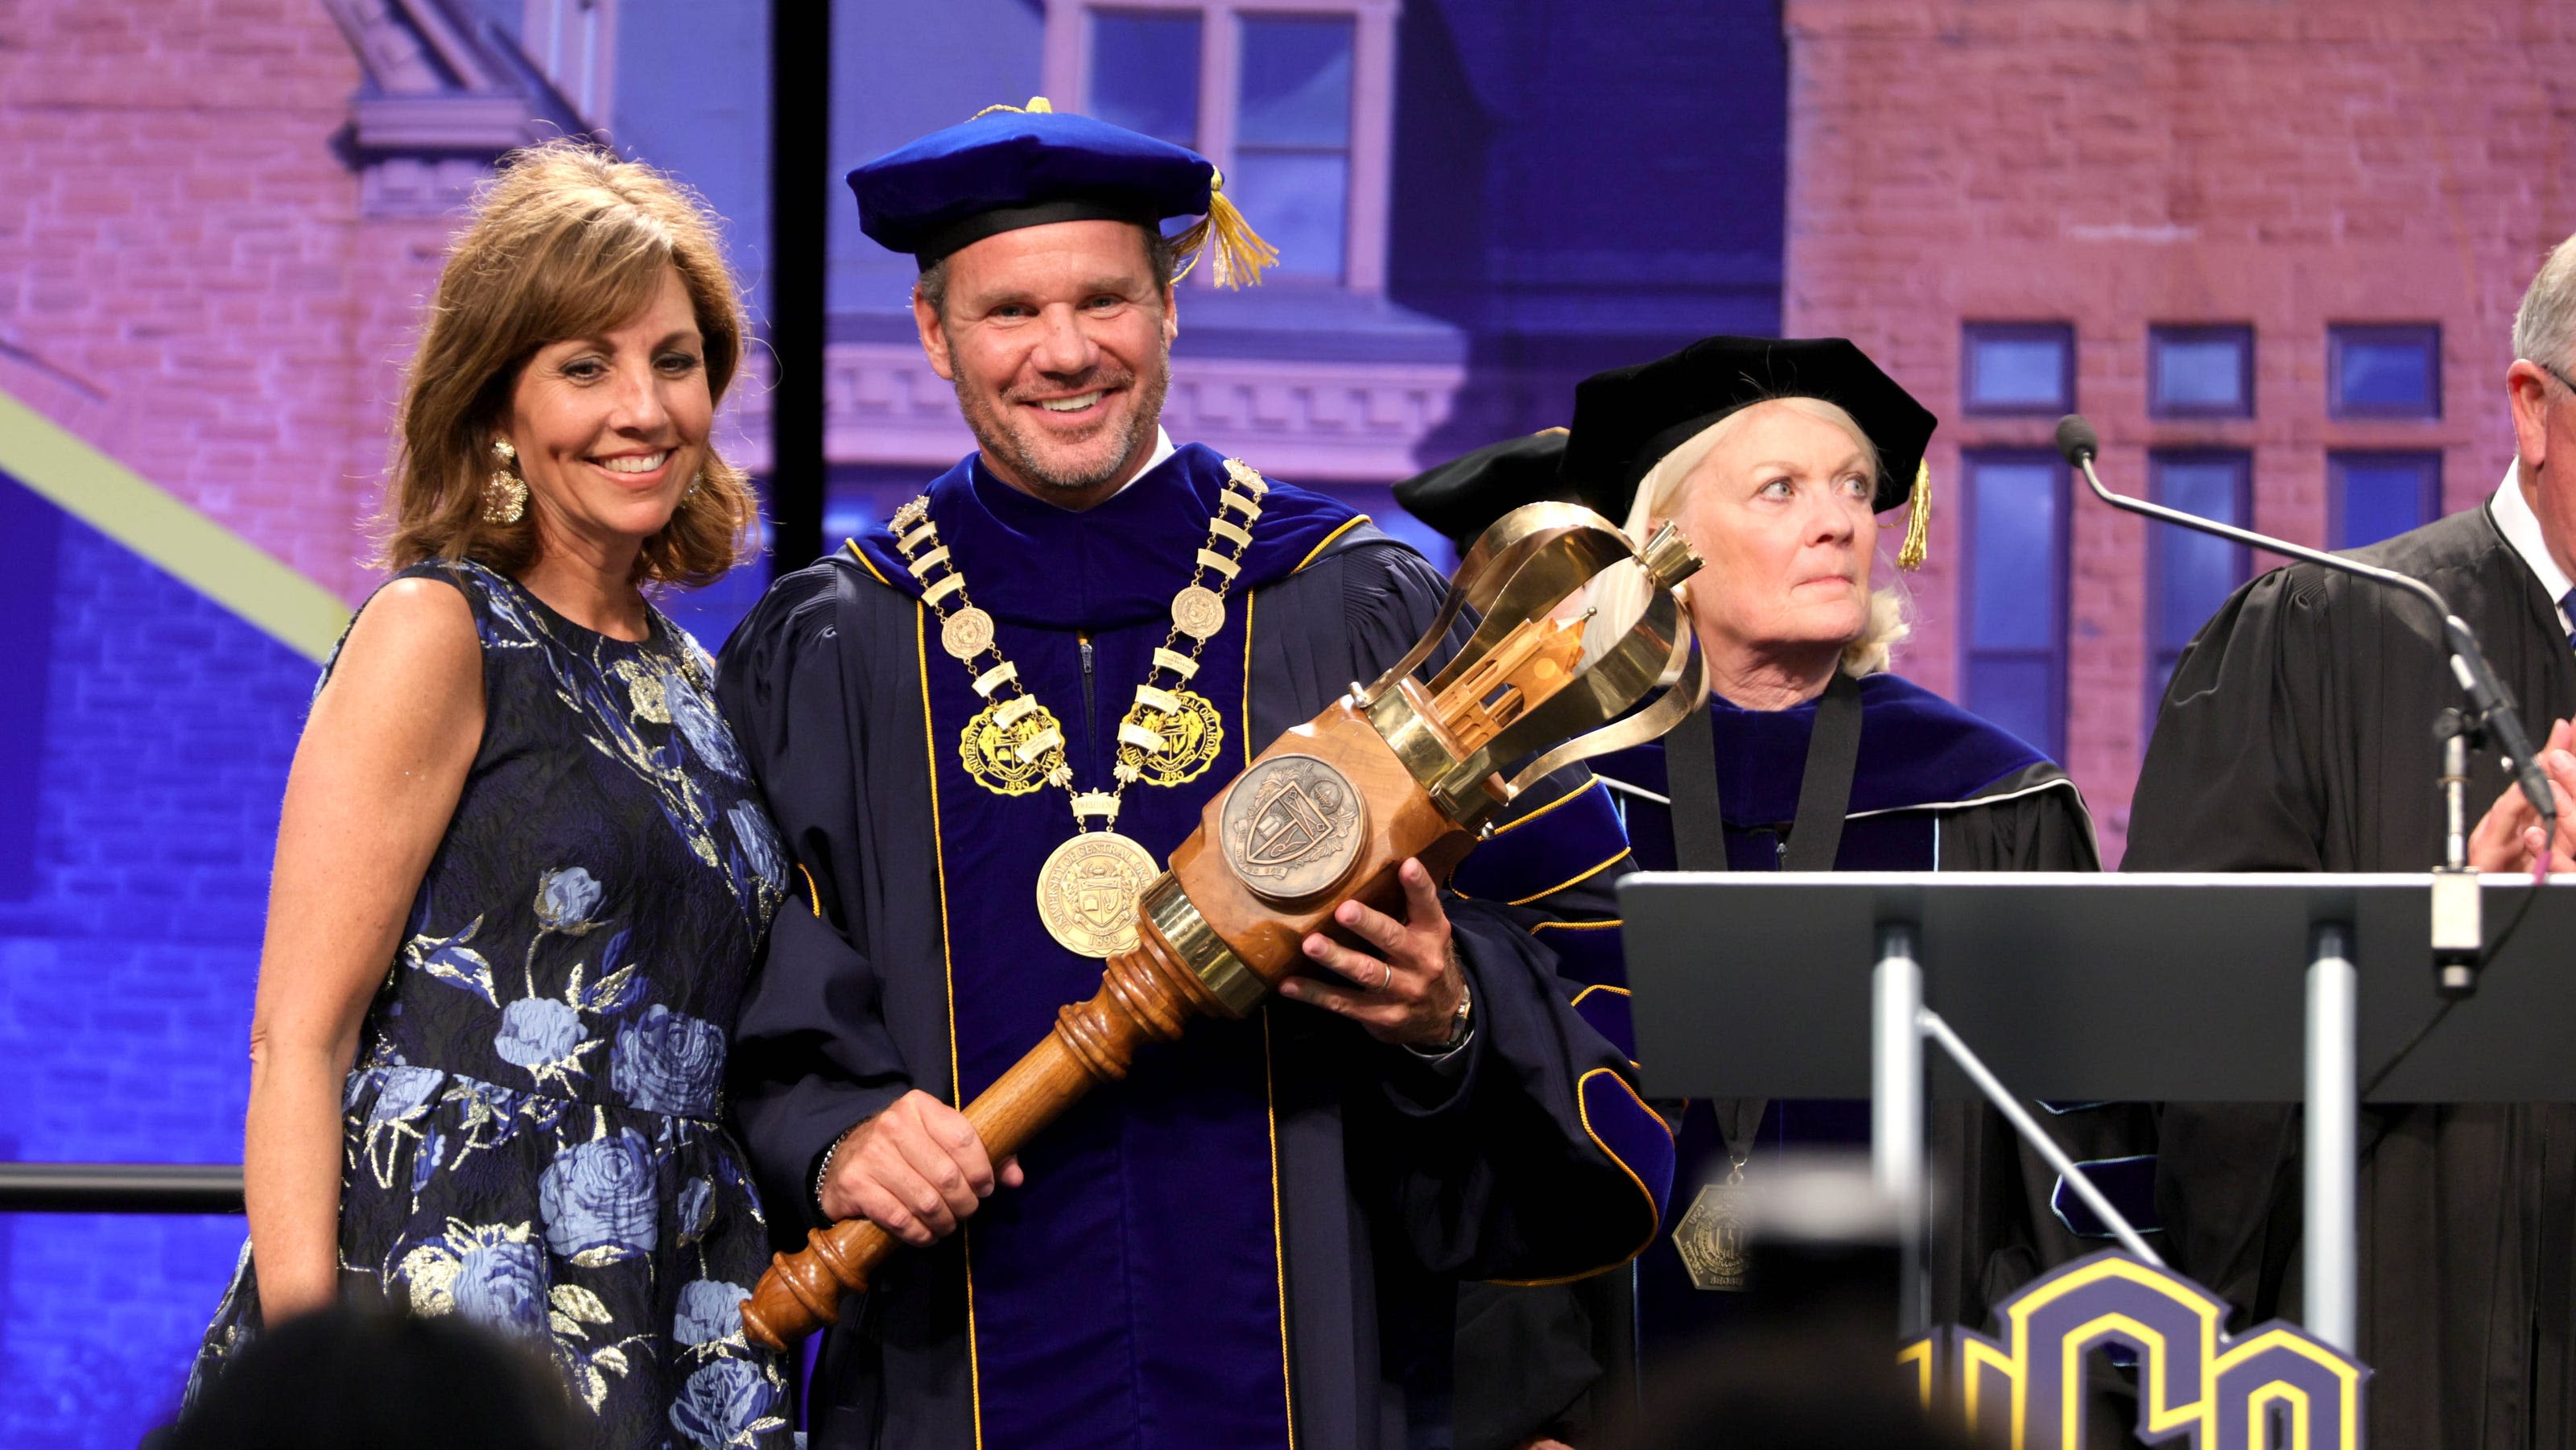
[743,503,1704,1350]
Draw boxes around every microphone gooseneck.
[2058,413,2558,841]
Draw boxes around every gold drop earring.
[483,438,527,524]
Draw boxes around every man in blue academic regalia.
[716,101,1671,1450]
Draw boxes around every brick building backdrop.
[0,1,1784,1440]
[0,2,767,1441]
[6,0,2572,1441]
[1783,0,2576,857]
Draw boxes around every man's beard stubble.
[952,341,1173,498]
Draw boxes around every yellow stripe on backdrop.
[0,387,353,663]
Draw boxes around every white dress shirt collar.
[1105,428,1179,501]
[2490,465,2575,633]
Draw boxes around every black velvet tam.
[1559,335,1937,520]
[1390,428,1568,548]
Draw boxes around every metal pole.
[0,1161,244,1214]
[2305,920,2359,1353]
[766,0,832,571]
[1916,1006,2163,1268]
[1872,919,1926,1336]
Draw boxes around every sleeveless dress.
[188,559,794,1450]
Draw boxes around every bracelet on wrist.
[813,1123,860,1220]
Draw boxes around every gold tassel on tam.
[1897,458,1932,571]
[964,96,1278,287]
[1170,170,1281,289]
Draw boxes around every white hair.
[1579,396,1913,686]
[2514,232,2576,372]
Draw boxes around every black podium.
[1617,872,2576,1351]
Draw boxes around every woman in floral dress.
[188,143,791,1449]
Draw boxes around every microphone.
[2057,414,2557,993]
[2053,415,2100,468]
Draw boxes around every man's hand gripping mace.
[743,504,1703,1351]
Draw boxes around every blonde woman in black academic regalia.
[1402,337,2153,1450]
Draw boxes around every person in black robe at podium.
[2126,239,2576,1447]
[1402,337,2149,1448]
[714,101,1674,1450]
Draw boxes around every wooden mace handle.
[741,702,1473,1351]
[742,919,1215,1351]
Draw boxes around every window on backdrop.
[520,0,617,127]
[2329,451,2442,549]
[1232,15,1354,281]
[1962,451,2069,759]
[1962,323,2075,416]
[2328,324,2442,419]
[1090,10,1203,146]
[2146,452,2252,728]
[1059,2,1393,291]
[2148,325,2254,419]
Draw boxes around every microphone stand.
[2432,708,2483,995]
[2054,415,2556,998]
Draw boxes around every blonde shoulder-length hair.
[1582,395,1912,684]
[378,140,758,588]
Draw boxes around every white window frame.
[521,0,619,129]
[1042,0,1401,295]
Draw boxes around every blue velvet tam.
[849,100,1220,268]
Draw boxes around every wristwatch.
[1407,977,1474,1058]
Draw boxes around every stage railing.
[0,1162,245,1214]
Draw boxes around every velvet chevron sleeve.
[1331,542,1677,1283]
[1451,772,1637,1057]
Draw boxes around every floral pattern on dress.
[188,560,792,1449]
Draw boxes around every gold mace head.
[1352,503,1706,827]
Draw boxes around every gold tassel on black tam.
[1897,458,1931,571]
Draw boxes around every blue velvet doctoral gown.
[716,444,1673,1450]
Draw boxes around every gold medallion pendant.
[1171,585,1227,641]
[1116,688,1225,787]
[960,700,1066,795]
[1034,830,1161,956]
[940,605,996,661]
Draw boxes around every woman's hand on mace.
[819,1089,1024,1246]
[1281,857,1468,1049]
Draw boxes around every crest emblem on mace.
[1220,754,1368,903]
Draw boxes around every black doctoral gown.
[2125,499,2576,1448]
[1451,671,2150,1448]
[715,444,1674,1450]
